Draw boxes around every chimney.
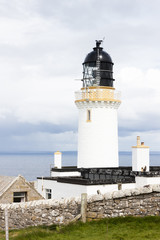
[54,151,62,169]
[137,136,141,146]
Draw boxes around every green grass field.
[1,216,160,240]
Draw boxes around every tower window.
[87,109,91,122]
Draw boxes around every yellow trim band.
[75,99,121,103]
[81,86,115,90]
[132,146,149,148]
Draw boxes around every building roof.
[0,176,17,197]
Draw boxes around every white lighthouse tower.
[75,40,121,168]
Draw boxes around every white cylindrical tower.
[75,41,121,168]
[54,151,62,169]
[132,136,150,172]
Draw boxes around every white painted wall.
[37,179,135,199]
[86,183,135,195]
[86,184,118,196]
[51,171,81,177]
[132,148,150,172]
[136,176,160,187]
[37,176,160,199]
[37,179,87,199]
[76,101,120,168]
[121,183,136,190]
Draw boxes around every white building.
[37,40,160,200]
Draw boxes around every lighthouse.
[37,40,160,200]
[75,40,121,168]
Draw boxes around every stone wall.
[1,184,160,230]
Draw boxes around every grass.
[0,216,160,240]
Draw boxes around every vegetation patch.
[0,216,160,240]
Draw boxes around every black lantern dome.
[82,40,114,88]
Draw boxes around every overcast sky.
[0,0,160,152]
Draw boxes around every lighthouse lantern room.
[75,40,121,168]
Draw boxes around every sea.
[0,151,160,181]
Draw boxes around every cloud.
[116,67,160,150]
[0,130,77,152]
[119,130,160,151]
[0,0,160,151]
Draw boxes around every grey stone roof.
[0,176,17,197]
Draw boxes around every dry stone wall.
[1,184,160,230]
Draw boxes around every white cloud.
[117,67,160,122]
[11,131,78,151]
[119,130,160,151]
[116,67,160,150]
[0,0,160,151]
[0,75,79,125]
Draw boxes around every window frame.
[46,188,52,199]
[87,109,91,122]
[13,192,27,202]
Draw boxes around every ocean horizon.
[0,151,160,181]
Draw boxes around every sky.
[0,0,160,152]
